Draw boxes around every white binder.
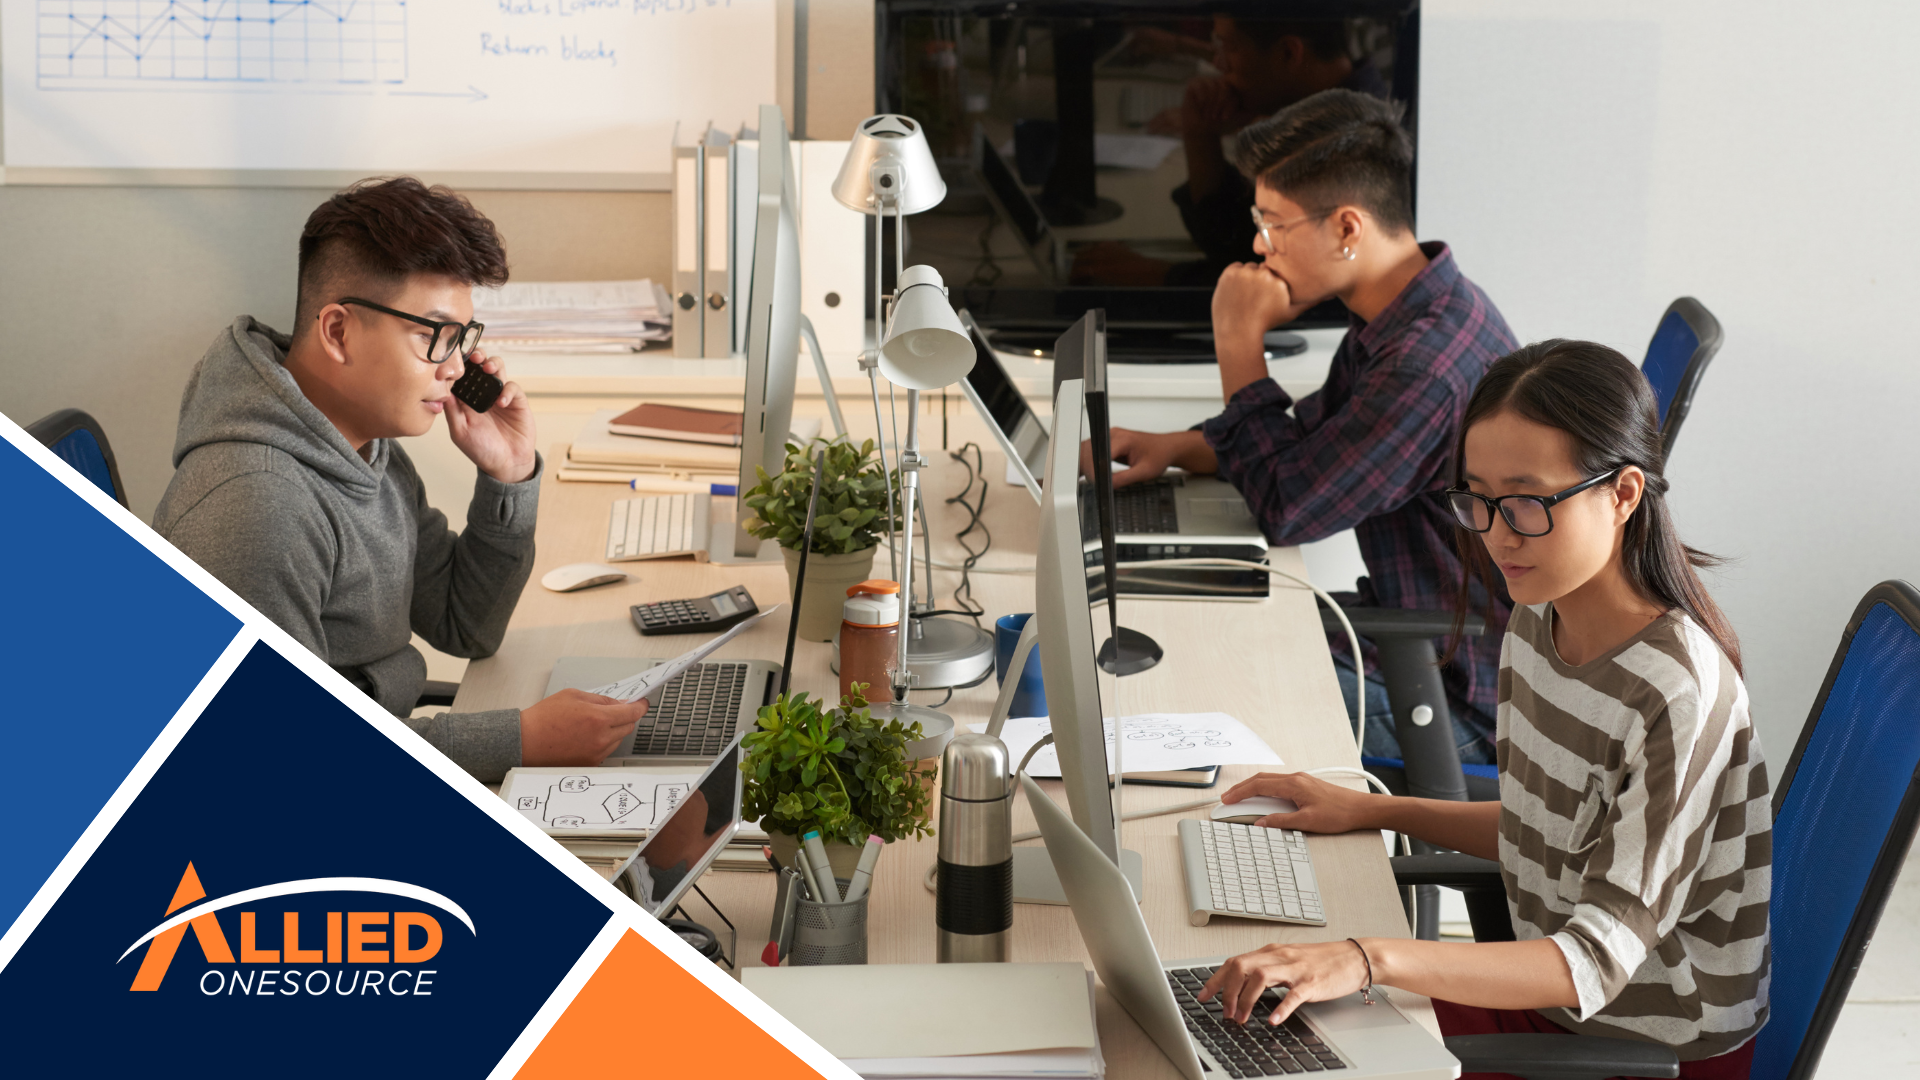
[729,127,759,357]
[798,139,866,367]
[701,128,734,358]
[671,136,704,358]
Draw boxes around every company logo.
[123,863,476,997]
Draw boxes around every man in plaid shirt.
[1106,89,1517,762]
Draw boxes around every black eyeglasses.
[1441,469,1622,537]
[339,298,484,365]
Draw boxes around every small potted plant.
[742,687,935,879]
[740,436,901,642]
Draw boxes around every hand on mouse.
[520,689,650,766]
[1222,771,1377,833]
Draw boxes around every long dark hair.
[1445,339,1741,673]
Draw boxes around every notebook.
[609,402,744,446]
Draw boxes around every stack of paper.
[473,279,673,352]
[742,963,1104,1078]
[568,408,742,474]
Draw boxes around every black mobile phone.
[450,365,504,413]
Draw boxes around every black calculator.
[630,586,759,636]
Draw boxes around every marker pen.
[801,829,839,902]
[841,834,884,903]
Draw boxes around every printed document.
[587,606,778,702]
[969,712,1283,778]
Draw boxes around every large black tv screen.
[876,1,1420,338]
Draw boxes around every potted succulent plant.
[740,436,901,642]
[742,687,935,879]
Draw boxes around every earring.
[1341,247,1356,261]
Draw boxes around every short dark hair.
[1231,89,1414,235]
[294,176,508,331]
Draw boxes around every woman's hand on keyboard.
[521,689,650,766]
[1198,939,1372,1026]
[1221,771,1377,834]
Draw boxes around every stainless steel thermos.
[936,732,1013,962]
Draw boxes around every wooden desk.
[456,448,1436,1076]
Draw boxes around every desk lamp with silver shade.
[830,116,997,709]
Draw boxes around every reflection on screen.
[628,742,741,916]
[966,323,1034,437]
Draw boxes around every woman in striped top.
[1200,340,1769,1078]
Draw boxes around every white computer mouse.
[540,563,630,593]
[1211,795,1299,825]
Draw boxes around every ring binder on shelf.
[672,134,704,358]
[703,127,735,358]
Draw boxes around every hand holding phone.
[451,363,504,413]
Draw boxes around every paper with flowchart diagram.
[500,768,701,835]
[968,712,1283,778]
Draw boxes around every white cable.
[1114,557,1367,754]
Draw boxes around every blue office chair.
[1639,297,1723,459]
[1391,579,1920,1079]
[26,408,128,509]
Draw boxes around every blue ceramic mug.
[993,613,1047,719]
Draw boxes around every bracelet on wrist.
[1347,937,1375,1006]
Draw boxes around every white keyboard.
[604,493,711,562]
[1179,818,1327,927]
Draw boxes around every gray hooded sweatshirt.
[154,317,538,780]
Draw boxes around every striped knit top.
[1497,602,1771,1060]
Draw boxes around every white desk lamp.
[832,115,996,700]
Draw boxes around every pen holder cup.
[789,878,869,966]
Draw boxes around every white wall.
[1421,0,1920,763]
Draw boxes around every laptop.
[615,733,745,917]
[545,656,781,764]
[1022,773,1460,1080]
[958,310,1271,600]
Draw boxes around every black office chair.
[1393,579,1920,1079]
[1639,297,1723,459]
[1317,598,1494,940]
[25,408,128,508]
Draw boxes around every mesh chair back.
[25,408,127,508]
[1755,581,1920,1080]
[1639,297,1723,457]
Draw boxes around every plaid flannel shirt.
[1201,242,1518,738]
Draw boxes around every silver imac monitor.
[733,102,802,558]
[1035,373,1122,865]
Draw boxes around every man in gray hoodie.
[154,177,647,781]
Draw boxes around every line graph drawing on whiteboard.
[36,0,409,88]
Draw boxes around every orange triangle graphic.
[517,930,826,1078]
[130,862,235,991]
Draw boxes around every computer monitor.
[615,734,746,918]
[1035,372,1123,864]
[1058,311,1164,673]
[733,103,803,558]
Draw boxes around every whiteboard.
[1,0,777,185]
